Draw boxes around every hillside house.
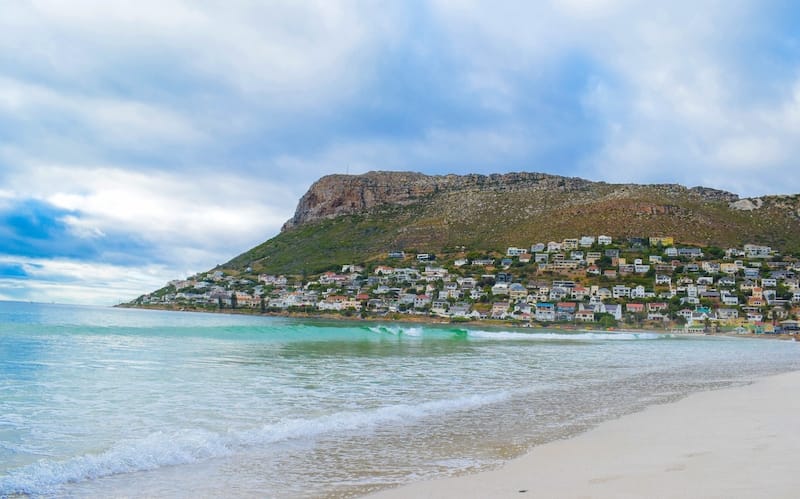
[492,301,510,319]
[535,302,555,322]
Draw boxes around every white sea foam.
[368,325,424,337]
[0,391,510,496]
[467,330,666,341]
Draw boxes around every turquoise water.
[1,302,799,498]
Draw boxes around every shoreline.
[366,369,800,499]
[117,303,797,340]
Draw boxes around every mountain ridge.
[217,170,800,276]
[282,171,742,231]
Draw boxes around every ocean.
[1,301,799,498]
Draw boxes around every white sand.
[368,370,800,499]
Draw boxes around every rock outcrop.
[282,171,740,230]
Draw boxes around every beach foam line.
[366,325,424,337]
[0,390,512,496]
[466,330,669,341]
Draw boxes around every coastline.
[117,303,797,340]
[366,369,800,499]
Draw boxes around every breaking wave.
[0,390,510,496]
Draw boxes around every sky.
[1,0,800,305]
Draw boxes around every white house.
[598,235,613,245]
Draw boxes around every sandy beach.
[368,370,800,499]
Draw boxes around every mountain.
[223,171,800,275]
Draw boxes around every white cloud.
[4,162,298,268]
[0,256,172,305]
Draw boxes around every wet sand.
[368,370,800,499]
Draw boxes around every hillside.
[224,171,800,275]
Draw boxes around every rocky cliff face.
[282,170,741,231]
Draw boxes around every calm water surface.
[1,302,799,497]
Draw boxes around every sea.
[1,301,799,498]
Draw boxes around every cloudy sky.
[1,1,799,305]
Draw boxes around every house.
[586,251,602,264]
[508,283,529,300]
[630,285,647,299]
[586,264,601,276]
[492,301,510,319]
[374,266,395,276]
[458,277,476,289]
[507,247,528,256]
[744,244,772,258]
[556,302,577,320]
[647,310,667,321]
[746,311,763,323]
[597,287,613,299]
[716,308,739,320]
[470,289,485,301]
[431,300,449,314]
[492,283,510,296]
[720,263,739,274]
[562,238,579,250]
[575,310,596,322]
[549,286,570,301]
[678,247,704,258]
[618,264,635,275]
[317,295,349,311]
[655,274,672,285]
[612,285,631,299]
[626,303,645,314]
[530,243,546,253]
[534,253,549,263]
[721,292,739,306]
[552,259,581,271]
[449,302,473,318]
[779,320,800,334]
[647,302,669,312]
[603,304,623,320]
[598,235,613,245]
[388,250,405,259]
[535,302,556,322]
[579,236,595,247]
[650,236,674,247]
[571,285,589,300]
[547,241,562,252]
[744,268,761,279]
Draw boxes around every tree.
[597,313,617,329]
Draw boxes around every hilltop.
[227,171,800,275]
